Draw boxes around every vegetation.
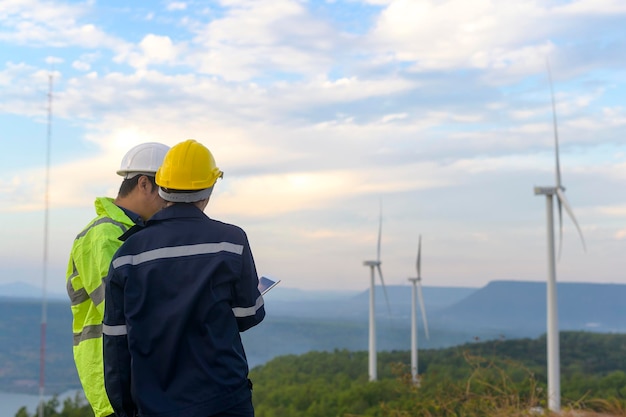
[15,331,626,417]
[14,392,94,417]
[249,331,626,417]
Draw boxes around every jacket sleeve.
[72,223,126,314]
[232,231,265,332]
[103,262,136,417]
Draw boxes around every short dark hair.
[118,175,157,197]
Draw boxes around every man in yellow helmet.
[66,142,169,417]
[103,139,266,417]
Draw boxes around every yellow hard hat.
[155,139,223,191]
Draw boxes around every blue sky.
[1,0,626,294]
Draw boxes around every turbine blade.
[376,264,392,315]
[376,201,382,262]
[547,59,562,189]
[417,281,429,339]
[555,188,587,252]
[416,235,422,278]
[557,197,564,260]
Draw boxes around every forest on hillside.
[15,331,626,417]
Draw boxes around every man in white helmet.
[103,139,265,417]
[66,142,169,417]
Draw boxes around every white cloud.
[71,52,100,71]
[186,0,338,80]
[557,0,626,14]
[166,2,187,11]
[0,1,125,50]
[119,34,182,69]
[45,56,64,65]
[214,160,454,219]
[367,0,549,71]
[381,113,407,123]
[364,0,626,79]
[2,0,626,290]
[72,60,90,71]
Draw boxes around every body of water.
[0,389,83,417]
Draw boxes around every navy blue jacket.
[103,204,265,417]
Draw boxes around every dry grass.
[382,352,626,417]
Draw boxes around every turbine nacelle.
[534,186,557,196]
[533,184,586,253]
[534,185,566,196]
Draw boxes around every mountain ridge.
[2,279,625,395]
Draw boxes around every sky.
[0,0,625,295]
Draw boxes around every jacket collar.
[119,203,207,242]
[148,203,207,224]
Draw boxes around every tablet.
[258,276,281,295]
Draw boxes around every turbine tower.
[408,234,429,386]
[533,62,586,413]
[363,203,391,382]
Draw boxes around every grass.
[379,351,626,417]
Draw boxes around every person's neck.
[115,196,144,221]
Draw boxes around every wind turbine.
[408,234,429,386]
[533,62,586,413]
[363,203,391,382]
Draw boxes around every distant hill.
[2,280,626,395]
[352,284,478,312]
[0,298,76,394]
[434,280,626,335]
[0,282,66,300]
[265,286,361,302]
[263,284,478,320]
[264,280,626,336]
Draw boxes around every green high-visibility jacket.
[66,197,134,417]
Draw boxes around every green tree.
[14,393,94,417]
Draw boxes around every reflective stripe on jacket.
[66,197,134,417]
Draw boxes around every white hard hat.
[117,142,170,179]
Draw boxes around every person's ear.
[137,175,153,193]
